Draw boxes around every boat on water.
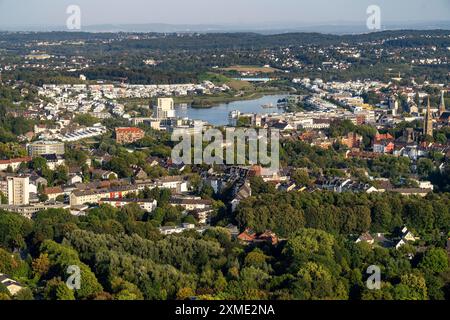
[261,103,274,109]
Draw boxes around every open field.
[225,78,253,90]
[199,72,253,90]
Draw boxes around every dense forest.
[236,186,449,238]
[0,187,449,300]
[1,30,449,49]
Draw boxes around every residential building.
[115,127,145,144]
[70,185,140,206]
[401,227,417,242]
[44,186,65,201]
[60,126,107,142]
[170,197,213,211]
[41,154,65,170]
[0,274,26,296]
[70,189,111,206]
[0,203,70,218]
[395,239,408,250]
[373,133,395,154]
[231,181,252,212]
[237,228,279,245]
[99,198,158,212]
[130,117,161,130]
[355,232,375,245]
[27,140,65,157]
[155,176,188,193]
[340,132,363,150]
[158,223,197,236]
[191,208,214,224]
[0,157,32,172]
[6,176,30,205]
[29,175,48,188]
[68,175,83,185]
[154,98,175,119]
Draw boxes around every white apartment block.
[70,186,140,206]
[99,198,158,212]
[4,176,30,205]
[154,98,175,119]
[0,157,31,171]
[27,141,65,157]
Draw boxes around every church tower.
[439,90,446,116]
[423,97,433,137]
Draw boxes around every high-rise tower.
[423,97,433,137]
[6,176,30,205]
[154,98,175,120]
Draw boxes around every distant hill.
[1,20,449,34]
[0,29,449,47]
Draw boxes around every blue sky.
[0,0,449,26]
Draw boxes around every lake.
[175,94,287,126]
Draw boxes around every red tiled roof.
[44,187,64,195]
[115,127,144,133]
[0,157,32,165]
[258,231,279,245]
[237,229,279,245]
[237,229,256,242]
[374,133,394,142]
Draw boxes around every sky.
[0,0,449,27]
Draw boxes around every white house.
[395,239,407,250]
[0,157,31,172]
[170,197,213,211]
[355,232,375,245]
[0,273,26,296]
[158,223,196,235]
[156,176,188,193]
[68,175,83,185]
[99,198,158,212]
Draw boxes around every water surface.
[175,94,287,126]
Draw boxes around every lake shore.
[117,88,290,110]
[174,89,289,108]
[175,94,288,126]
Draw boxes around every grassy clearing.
[200,72,253,91]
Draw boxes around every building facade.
[0,157,32,171]
[27,141,65,157]
[115,127,145,144]
[99,198,158,212]
[70,185,140,206]
[154,98,175,119]
[4,176,30,205]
